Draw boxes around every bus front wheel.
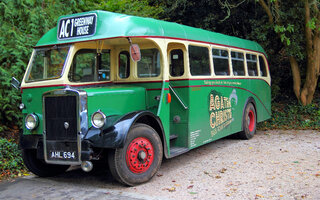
[108,123,163,186]
[238,103,256,140]
[22,149,70,177]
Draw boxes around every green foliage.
[89,0,163,18]
[0,138,25,178]
[0,0,85,131]
[258,98,320,130]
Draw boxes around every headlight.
[91,110,106,128]
[25,114,39,130]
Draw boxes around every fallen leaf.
[187,185,194,189]
[189,192,197,195]
[219,168,227,173]
[315,174,319,177]
[156,174,163,177]
[215,175,221,179]
[256,194,264,198]
[174,184,180,187]
[167,187,176,192]
[249,147,253,149]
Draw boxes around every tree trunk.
[289,56,301,100]
[300,0,320,105]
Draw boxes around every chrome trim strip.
[42,87,88,165]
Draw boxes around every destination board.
[57,14,97,40]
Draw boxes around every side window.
[212,48,230,76]
[69,49,110,82]
[231,51,245,76]
[170,49,184,77]
[137,48,160,78]
[246,54,258,76]
[189,45,210,76]
[119,51,130,79]
[259,56,268,77]
[99,52,110,81]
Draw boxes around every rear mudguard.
[84,111,166,149]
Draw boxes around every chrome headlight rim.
[91,110,106,129]
[25,113,39,130]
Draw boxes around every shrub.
[0,138,25,179]
[258,98,320,130]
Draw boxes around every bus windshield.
[26,46,69,82]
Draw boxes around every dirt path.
[1,130,319,200]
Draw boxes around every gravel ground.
[114,130,320,200]
[1,130,319,200]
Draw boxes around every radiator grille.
[44,96,78,141]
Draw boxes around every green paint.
[21,86,65,135]
[36,10,266,55]
[168,78,271,150]
[84,85,146,127]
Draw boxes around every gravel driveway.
[1,130,319,200]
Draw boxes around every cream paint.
[21,37,270,89]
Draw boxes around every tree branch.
[258,0,274,24]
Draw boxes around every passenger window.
[189,45,210,76]
[119,51,130,79]
[231,51,245,76]
[137,48,160,78]
[259,56,268,77]
[212,48,230,76]
[246,54,258,76]
[69,49,110,82]
[170,49,184,77]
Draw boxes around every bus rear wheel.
[22,149,70,177]
[108,123,163,186]
[238,103,256,140]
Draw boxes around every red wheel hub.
[248,110,255,132]
[126,137,154,173]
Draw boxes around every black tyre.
[22,149,70,177]
[108,123,163,186]
[237,103,256,140]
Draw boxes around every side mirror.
[130,44,141,62]
[11,77,21,90]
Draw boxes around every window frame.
[211,46,231,76]
[118,50,131,79]
[169,48,185,77]
[136,47,162,79]
[188,44,212,77]
[230,50,246,77]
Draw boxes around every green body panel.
[21,86,65,135]
[169,78,271,150]
[84,86,146,127]
[36,10,265,55]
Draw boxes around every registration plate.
[50,151,76,159]
[46,141,79,162]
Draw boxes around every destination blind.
[58,14,97,40]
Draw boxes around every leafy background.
[0,0,319,179]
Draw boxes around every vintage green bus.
[15,10,271,186]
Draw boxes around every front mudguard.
[84,111,164,149]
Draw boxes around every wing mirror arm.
[11,77,21,90]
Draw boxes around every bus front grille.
[44,96,78,141]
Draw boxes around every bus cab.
[17,10,271,186]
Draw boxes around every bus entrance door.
[168,49,189,157]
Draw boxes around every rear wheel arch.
[242,97,257,130]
